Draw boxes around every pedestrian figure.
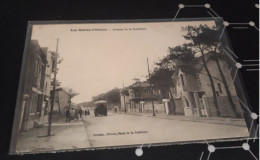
[85,109,87,116]
[79,108,83,119]
[66,108,70,122]
[74,109,79,120]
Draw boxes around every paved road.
[82,111,249,148]
[16,112,249,153]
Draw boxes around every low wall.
[128,99,185,115]
[129,101,166,114]
[203,96,243,118]
[174,98,184,115]
[143,101,165,114]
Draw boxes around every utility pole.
[48,38,59,136]
[147,58,155,116]
[123,82,126,113]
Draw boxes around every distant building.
[52,88,70,114]
[120,89,130,112]
[172,55,243,117]
[78,102,94,109]
[121,82,169,114]
[19,40,48,132]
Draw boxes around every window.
[40,64,45,89]
[148,89,151,95]
[37,94,42,113]
[30,93,38,114]
[45,82,48,94]
[34,56,43,88]
[38,64,42,87]
[30,94,34,114]
[180,74,184,86]
[217,83,223,94]
[34,58,38,77]
[185,97,189,107]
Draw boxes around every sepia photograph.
[10,19,250,154]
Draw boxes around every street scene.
[11,19,250,154]
[17,110,247,152]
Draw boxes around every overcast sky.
[31,20,214,103]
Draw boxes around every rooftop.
[130,81,153,88]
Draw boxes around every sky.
[31,20,215,103]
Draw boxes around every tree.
[196,26,240,117]
[149,67,176,114]
[168,43,199,74]
[121,88,129,96]
[182,25,221,116]
[106,88,121,104]
[92,88,121,105]
[66,88,79,108]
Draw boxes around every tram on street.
[94,100,107,117]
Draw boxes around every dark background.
[0,0,259,159]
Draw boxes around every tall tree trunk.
[214,52,239,117]
[200,49,221,116]
[168,88,176,114]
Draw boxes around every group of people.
[65,107,84,122]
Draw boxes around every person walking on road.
[66,108,70,122]
[74,109,79,120]
[79,108,83,119]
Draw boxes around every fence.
[202,96,243,118]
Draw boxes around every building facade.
[120,81,185,115]
[40,50,55,124]
[52,88,70,115]
[121,82,168,114]
[173,57,243,117]
[19,40,48,132]
[120,90,130,112]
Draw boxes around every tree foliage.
[66,88,79,99]
[168,44,199,74]
[182,25,230,62]
[92,88,120,104]
[121,88,129,96]
[150,67,175,88]
[149,67,175,98]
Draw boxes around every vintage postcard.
[10,19,251,154]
